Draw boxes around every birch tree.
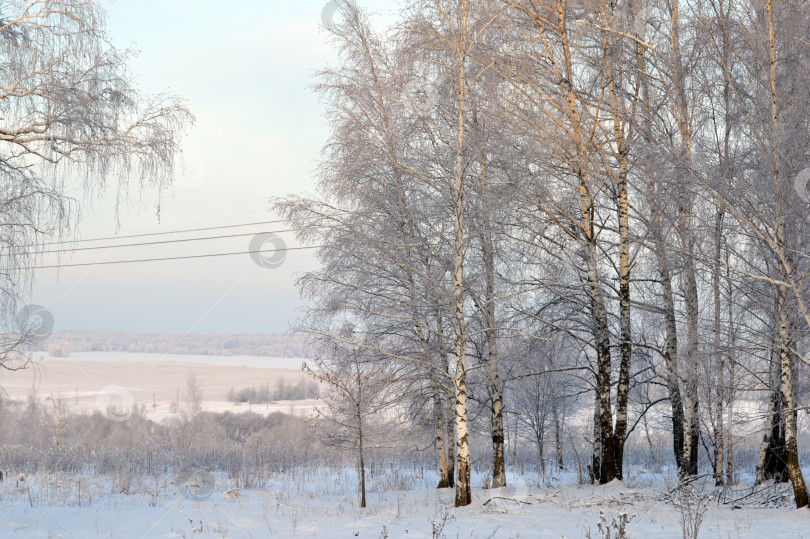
[1,0,192,359]
[708,0,810,508]
[305,340,402,508]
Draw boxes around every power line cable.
[27,214,347,247]
[22,226,332,255]
[29,220,286,246]
[17,245,323,270]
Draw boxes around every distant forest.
[44,331,308,357]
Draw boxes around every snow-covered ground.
[2,469,809,538]
[1,352,808,537]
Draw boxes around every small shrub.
[585,511,634,539]
[673,482,711,539]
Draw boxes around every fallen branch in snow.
[719,482,793,509]
[483,496,533,506]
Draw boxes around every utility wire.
[27,214,347,247]
[28,220,287,246]
[21,226,332,255]
[17,245,323,270]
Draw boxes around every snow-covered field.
[1,469,809,538]
[0,352,316,420]
[1,352,808,537]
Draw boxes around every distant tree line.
[226,379,320,404]
[42,331,308,358]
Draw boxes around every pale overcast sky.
[29,0,393,334]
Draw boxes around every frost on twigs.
[658,477,712,539]
[562,490,651,509]
[717,480,794,509]
[0,0,192,366]
[584,511,634,539]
